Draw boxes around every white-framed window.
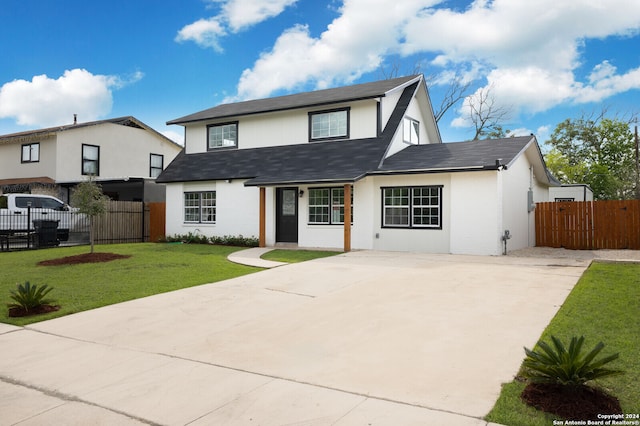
[382,186,442,229]
[309,108,349,141]
[207,122,238,149]
[184,191,216,223]
[403,117,420,144]
[308,187,353,224]
[21,143,40,163]
[150,154,164,178]
[82,144,100,176]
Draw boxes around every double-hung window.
[82,144,100,176]
[403,117,420,144]
[308,187,353,224]
[150,154,164,178]
[184,191,216,223]
[309,108,349,141]
[207,122,237,149]
[382,186,442,228]
[21,143,40,163]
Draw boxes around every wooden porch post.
[259,187,266,247]
[343,184,351,252]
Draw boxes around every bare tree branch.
[466,85,511,140]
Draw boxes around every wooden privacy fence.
[92,201,165,245]
[535,200,640,249]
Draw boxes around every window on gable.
[207,122,237,149]
[82,144,100,176]
[308,187,353,224]
[184,191,216,223]
[21,143,40,163]
[309,108,349,141]
[382,186,442,229]
[403,117,420,144]
[150,154,164,178]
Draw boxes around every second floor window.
[150,154,164,178]
[82,144,100,176]
[21,143,40,163]
[309,108,349,141]
[403,117,420,144]
[208,122,237,149]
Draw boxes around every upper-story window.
[403,117,420,145]
[21,143,40,163]
[207,122,238,150]
[82,144,100,176]
[150,154,164,178]
[309,108,350,141]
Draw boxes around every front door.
[276,187,298,243]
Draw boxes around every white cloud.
[176,0,297,50]
[175,17,226,51]
[234,0,436,100]
[231,0,640,120]
[161,129,185,146]
[0,69,140,128]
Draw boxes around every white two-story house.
[158,75,556,255]
[0,116,182,202]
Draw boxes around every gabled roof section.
[167,75,422,125]
[0,116,181,148]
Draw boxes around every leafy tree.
[545,114,637,200]
[71,177,109,253]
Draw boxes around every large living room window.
[309,108,349,141]
[207,122,238,149]
[184,191,216,223]
[382,186,442,229]
[308,187,353,224]
[82,144,100,176]
[21,143,40,163]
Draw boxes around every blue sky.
[1,0,639,147]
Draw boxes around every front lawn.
[486,261,640,425]
[1,243,261,326]
[261,249,341,263]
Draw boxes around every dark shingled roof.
[378,136,534,173]
[156,138,389,186]
[167,75,421,125]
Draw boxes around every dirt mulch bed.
[8,304,60,317]
[37,252,131,266]
[521,382,622,420]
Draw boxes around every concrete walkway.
[0,251,591,425]
[227,247,286,268]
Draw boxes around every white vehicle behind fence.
[0,194,85,243]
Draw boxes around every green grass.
[260,249,341,263]
[1,243,261,326]
[486,261,640,425]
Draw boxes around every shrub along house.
[158,75,556,255]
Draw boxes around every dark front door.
[276,187,298,243]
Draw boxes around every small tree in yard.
[72,178,109,253]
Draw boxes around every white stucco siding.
[184,100,379,154]
[450,171,502,255]
[165,180,262,240]
[501,154,536,252]
[369,174,451,253]
[55,123,180,182]
[0,135,57,180]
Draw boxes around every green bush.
[164,233,259,247]
[8,281,54,312]
[522,335,623,386]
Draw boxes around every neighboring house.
[0,116,182,202]
[549,184,594,201]
[158,75,556,255]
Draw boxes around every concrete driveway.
[0,251,589,425]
